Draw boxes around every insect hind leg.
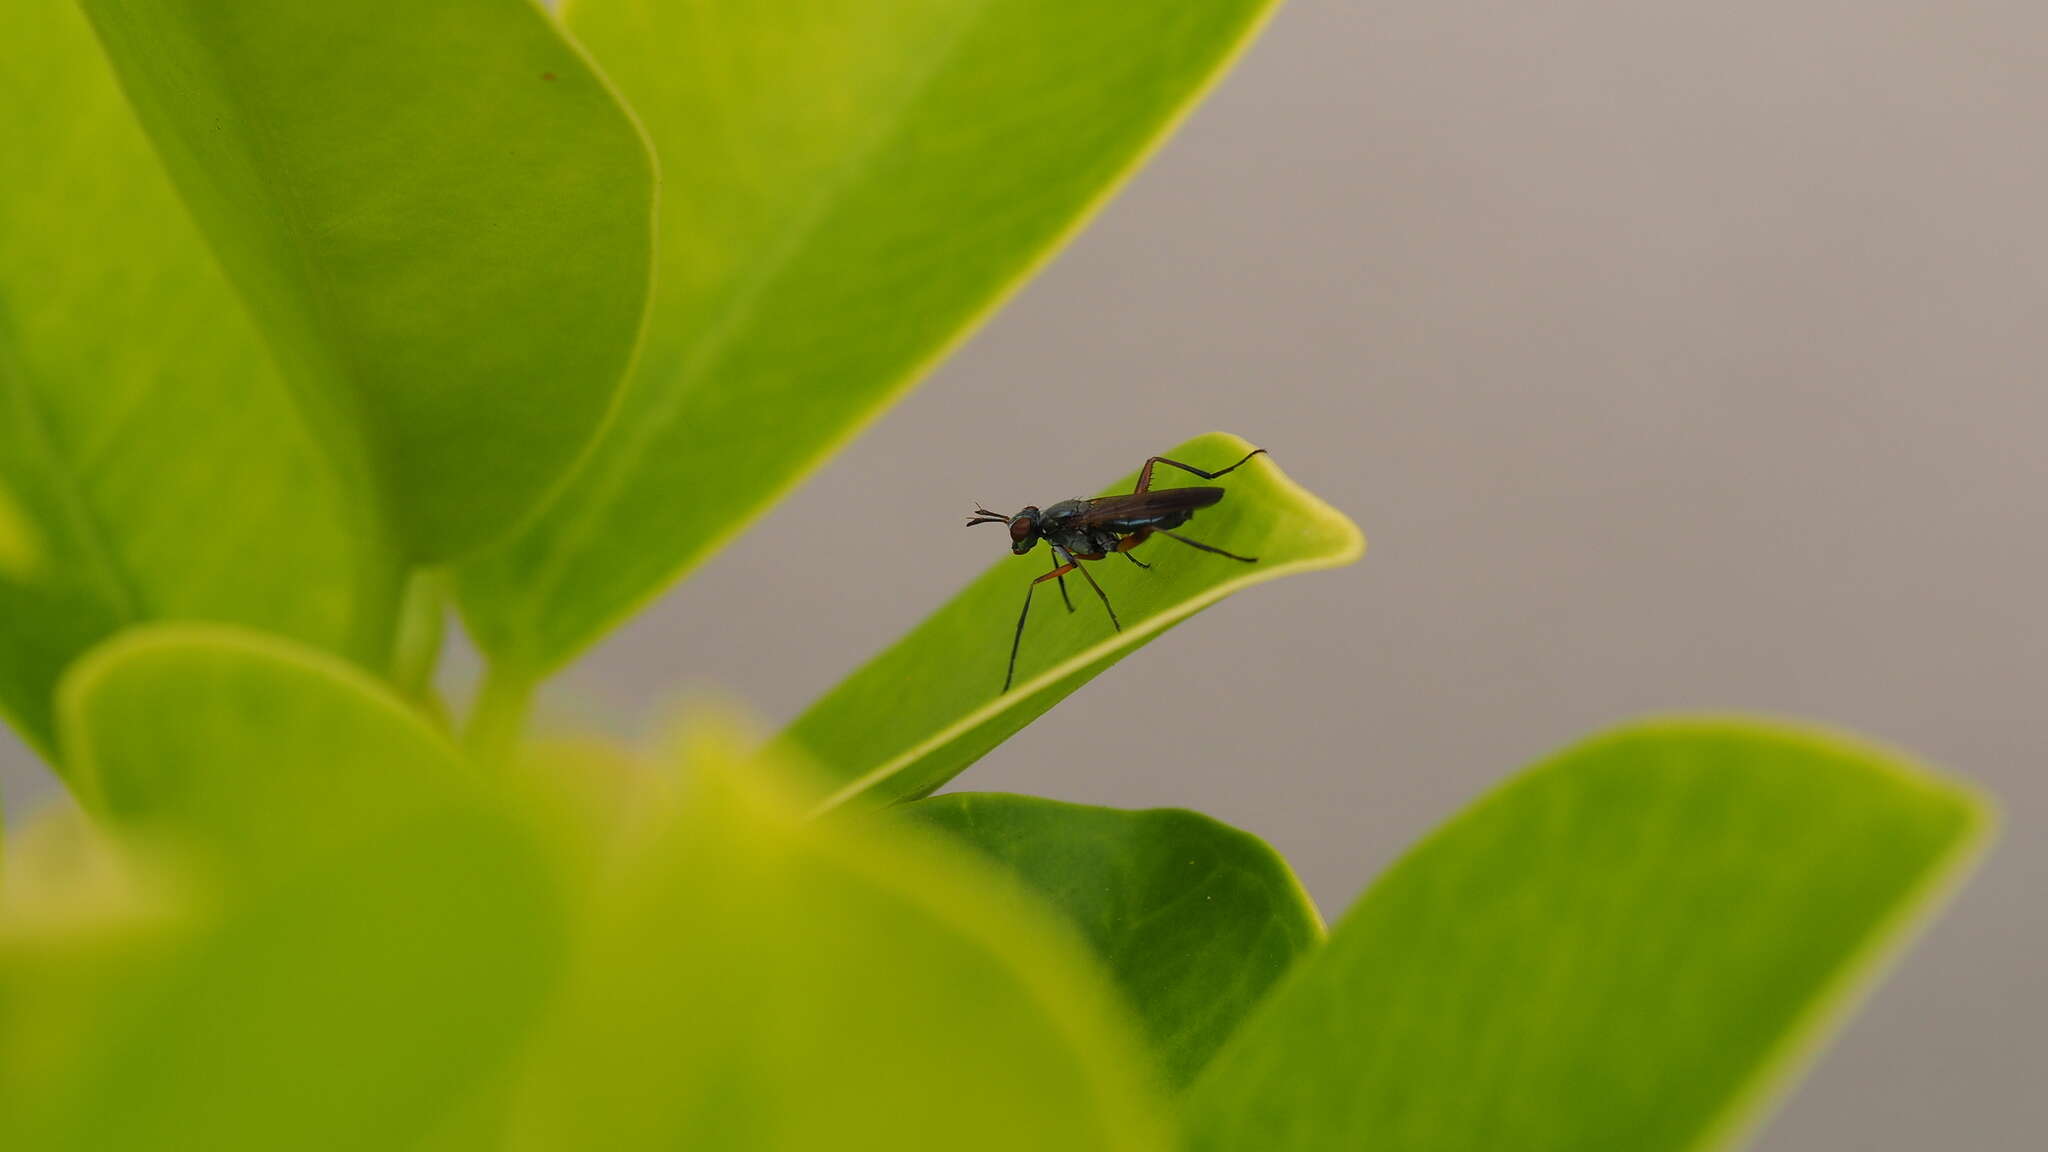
[1156,528,1258,563]
[1133,447,1268,493]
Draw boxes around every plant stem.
[390,568,447,705]
[465,664,535,769]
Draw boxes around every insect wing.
[1080,486,1224,531]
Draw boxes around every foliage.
[0,1,1993,1148]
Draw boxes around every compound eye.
[1008,516,1035,544]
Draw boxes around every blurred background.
[6,1,2041,1146]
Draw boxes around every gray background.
[6,0,2041,1146]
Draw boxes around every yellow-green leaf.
[514,726,1170,1150]
[77,0,654,560]
[455,0,1283,675]
[1181,719,1994,1152]
[0,625,562,1150]
[0,805,195,1149]
[60,625,465,869]
[781,433,1362,809]
[0,478,40,581]
[0,0,400,760]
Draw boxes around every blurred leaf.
[0,804,197,1149]
[0,478,39,580]
[902,792,1323,1089]
[456,0,1283,674]
[513,727,1170,1151]
[0,625,561,1150]
[780,432,1361,808]
[498,733,652,902]
[78,0,653,560]
[61,624,464,867]
[0,0,399,760]
[1181,719,1994,1152]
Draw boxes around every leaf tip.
[1193,429,1366,567]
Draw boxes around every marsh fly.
[966,447,1267,693]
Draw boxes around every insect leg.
[1154,528,1258,563]
[1051,551,1074,611]
[1133,447,1268,493]
[1007,559,1077,693]
[1115,528,1154,568]
[1067,557,1121,631]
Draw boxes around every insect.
[966,447,1267,692]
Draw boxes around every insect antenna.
[964,504,1012,527]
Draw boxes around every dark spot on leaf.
[541,72,557,82]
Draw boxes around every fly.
[966,447,1267,692]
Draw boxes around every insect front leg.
[1051,550,1074,611]
[1006,555,1078,693]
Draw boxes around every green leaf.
[77,0,654,560]
[0,0,400,760]
[0,805,195,1148]
[0,477,38,581]
[0,625,561,1150]
[1181,719,1995,1152]
[514,725,1170,1151]
[780,433,1362,809]
[60,624,465,868]
[455,0,1283,675]
[901,792,1324,1089]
